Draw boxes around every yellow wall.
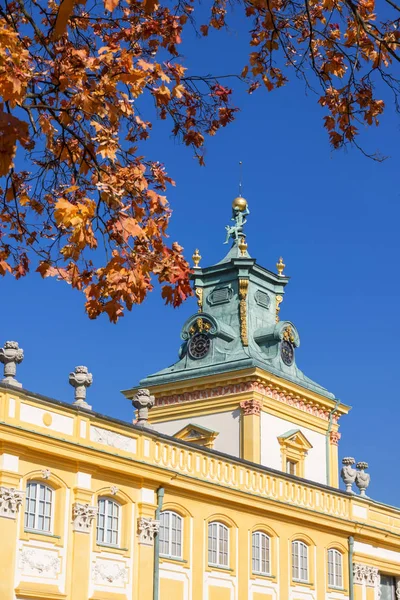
[0,387,399,600]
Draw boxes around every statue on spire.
[224,196,250,244]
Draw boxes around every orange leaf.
[104,0,119,11]
[143,0,158,14]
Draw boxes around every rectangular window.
[292,541,308,582]
[208,522,229,568]
[328,549,342,588]
[380,576,396,600]
[24,482,53,533]
[252,532,270,575]
[96,498,120,546]
[286,460,297,475]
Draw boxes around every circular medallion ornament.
[188,333,211,360]
[281,340,294,366]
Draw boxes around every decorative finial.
[192,248,201,268]
[355,462,370,498]
[238,236,247,257]
[69,366,93,410]
[0,341,24,388]
[276,257,285,276]
[341,457,356,493]
[132,388,155,428]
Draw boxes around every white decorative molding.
[42,469,51,480]
[19,547,60,578]
[110,486,119,496]
[72,502,97,532]
[92,560,128,586]
[0,486,24,519]
[137,517,159,545]
[90,426,136,453]
[353,563,379,587]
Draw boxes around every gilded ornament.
[224,198,250,244]
[276,257,285,276]
[195,287,203,312]
[189,317,211,336]
[283,325,295,343]
[238,236,248,257]
[239,278,249,346]
[275,294,283,323]
[192,248,201,268]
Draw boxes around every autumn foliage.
[0,0,397,320]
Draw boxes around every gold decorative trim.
[238,236,248,256]
[239,278,249,346]
[195,287,203,312]
[276,256,285,276]
[192,248,201,268]
[276,294,283,323]
[189,317,211,336]
[283,325,295,343]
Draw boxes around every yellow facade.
[1,383,400,600]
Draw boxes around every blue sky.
[3,11,400,505]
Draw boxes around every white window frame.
[24,481,53,534]
[292,540,309,583]
[208,522,229,568]
[252,531,271,575]
[159,511,183,559]
[328,549,343,589]
[96,497,121,547]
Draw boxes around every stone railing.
[3,386,400,533]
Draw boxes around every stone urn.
[355,462,370,497]
[341,457,356,493]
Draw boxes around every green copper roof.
[140,230,336,401]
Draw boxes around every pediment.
[173,423,218,448]
[277,429,313,450]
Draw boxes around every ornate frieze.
[92,560,128,586]
[137,517,159,545]
[72,502,98,532]
[240,399,262,416]
[353,563,379,587]
[19,547,60,578]
[238,278,249,346]
[0,486,24,519]
[90,426,137,452]
[155,381,339,423]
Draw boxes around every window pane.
[380,576,396,600]
[292,542,299,580]
[208,523,217,565]
[97,498,119,546]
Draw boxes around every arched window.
[24,481,53,533]
[328,549,343,588]
[252,531,271,575]
[96,498,120,546]
[159,511,183,558]
[208,522,229,568]
[292,540,308,582]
